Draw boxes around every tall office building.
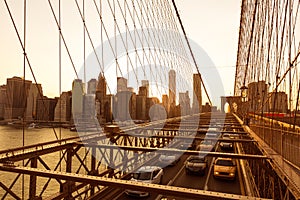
[168,70,176,117]
[162,94,169,117]
[87,78,97,94]
[138,86,148,96]
[115,91,132,121]
[117,77,128,92]
[83,94,96,119]
[179,91,191,116]
[4,77,32,120]
[136,86,148,120]
[36,97,57,121]
[96,73,113,123]
[54,91,72,122]
[72,79,85,121]
[0,85,6,120]
[193,73,202,114]
[141,80,149,97]
[25,83,43,120]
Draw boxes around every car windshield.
[216,159,234,166]
[206,133,218,138]
[222,134,230,139]
[133,171,152,180]
[201,140,211,145]
[189,157,205,163]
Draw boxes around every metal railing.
[249,114,300,169]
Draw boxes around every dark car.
[185,155,208,175]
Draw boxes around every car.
[219,133,234,150]
[213,157,237,180]
[185,155,208,175]
[159,152,180,166]
[207,127,221,132]
[125,166,163,197]
[205,131,221,140]
[197,139,215,152]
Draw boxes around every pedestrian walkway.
[244,125,300,199]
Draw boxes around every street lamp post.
[240,85,249,125]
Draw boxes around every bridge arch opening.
[224,102,230,113]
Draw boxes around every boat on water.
[28,122,40,129]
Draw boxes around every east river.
[0,125,81,199]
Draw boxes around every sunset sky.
[0,0,241,107]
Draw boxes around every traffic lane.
[161,154,188,185]
[161,154,215,200]
[206,143,242,194]
[172,155,213,189]
[170,142,242,195]
[116,154,188,200]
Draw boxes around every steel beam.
[0,165,270,200]
[83,144,268,159]
[0,181,21,200]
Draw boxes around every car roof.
[206,133,219,137]
[215,157,233,161]
[187,155,206,160]
[222,133,231,137]
[137,166,161,172]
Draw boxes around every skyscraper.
[179,91,191,116]
[4,76,32,120]
[168,70,176,117]
[25,83,43,120]
[117,77,128,92]
[162,94,169,116]
[0,85,6,120]
[72,79,84,120]
[193,73,202,114]
[141,80,149,97]
[87,78,97,94]
[54,91,72,122]
[36,97,57,121]
[96,73,113,123]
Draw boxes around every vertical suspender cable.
[83,0,86,88]
[288,0,292,122]
[58,0,62,171]
[22,0,27,198]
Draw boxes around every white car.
[197,140,215,152]
[159,153,180,166]
[125,166,163,197]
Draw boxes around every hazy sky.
[0,0,241,103]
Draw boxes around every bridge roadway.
[89,113,257,200]
[104,139,244,200]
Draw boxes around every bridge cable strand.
[235,0,300,126]
[22,1,26,198]
[171,0,212,106]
